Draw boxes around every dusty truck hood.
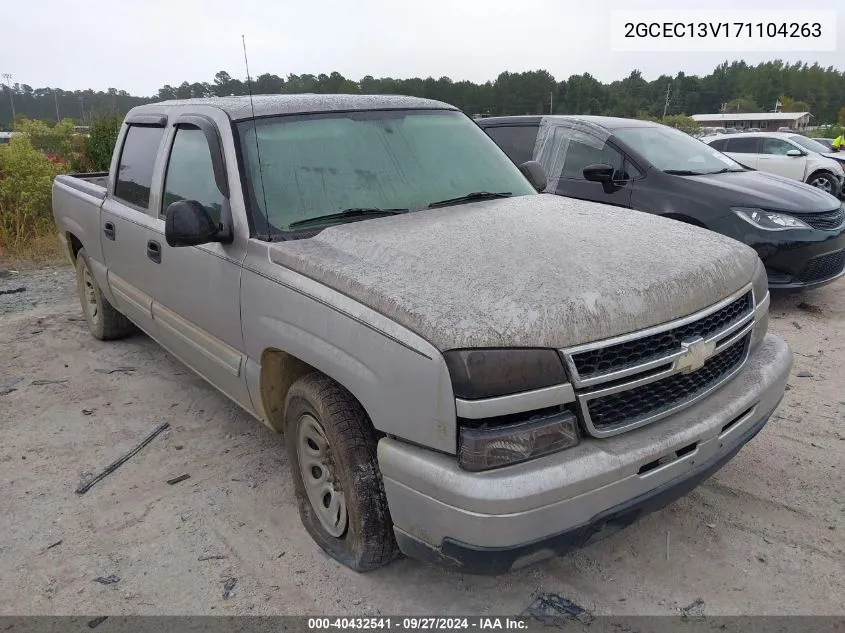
[269,194,759,351]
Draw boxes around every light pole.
[1,73,15,120]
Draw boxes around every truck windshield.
[238,109,536,235]
[614,126,746,175]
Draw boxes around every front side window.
[708,138,728,151]
[238,110,535,235]
[558,132,637,181]
[162,126,223,224]
[483,125,540,165]
[761,137,798,155]
[114,125,165,209]
[725,137,761,154]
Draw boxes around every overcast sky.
[3,0,842,96]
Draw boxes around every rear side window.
[708,138,728,151]
[483,125,539,165]
[162,126,223,223]
[725,137,760,154]
[114,125,165,209]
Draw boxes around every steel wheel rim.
[296,413,347,537]
[809,176,832,193]
[82,265,99,325]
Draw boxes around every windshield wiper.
[427,191,512,209]
[663,169,708,176]
[288,207,409,229]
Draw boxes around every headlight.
[459,410,579,471]
[442,349,568,400]
[732,207,810,231]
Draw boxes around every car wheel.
[806,172,837,195]
[284,372,398,571]
[75,248,134,341]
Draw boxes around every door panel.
[100,124,167,333]
[723,137,761,170]
[758,137,807,181]
[148,123,251,410]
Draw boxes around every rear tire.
[806,171,837,196]
[284,372,398,571]
[75,248,134,341]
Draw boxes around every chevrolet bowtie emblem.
[675,337,716,374]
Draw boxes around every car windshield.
[238,109,536,234]
[789,135,831,154]
[614,126,745,174]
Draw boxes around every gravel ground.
[1,266,844,618]
[0,265,76,316]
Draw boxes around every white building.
[690,111,811,132]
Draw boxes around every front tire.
[806,172,838,196]
[75,248,134,341]
[284,373,398,571]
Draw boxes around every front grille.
[797,250,845,283]
[570,292,752,379]
[797,207,845,231]
[584,335,748,431]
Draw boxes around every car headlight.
[442,349,568,400]
[732,207,810,231]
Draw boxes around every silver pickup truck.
[52,95,791,574]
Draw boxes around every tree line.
[3,59,845,130]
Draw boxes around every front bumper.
[379,334,791,573]
[708,214,845,289]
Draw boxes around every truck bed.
[55,172,109,199]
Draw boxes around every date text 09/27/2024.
[307,618,529,631]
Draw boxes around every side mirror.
[165,200,220,247]
[583,163,615,183]
[786,149,804,157]
[518,160,548,192]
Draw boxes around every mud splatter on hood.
[270,194,758,351]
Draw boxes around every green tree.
[662,114,700,135]
[838,107,845,126]
[724,97,760,113]
[13,117,75,156]
[83,113,123,171]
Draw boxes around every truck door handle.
[147,240,161,264]
[103,221,115,241]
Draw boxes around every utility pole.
[53,89,60,121]
[662,83,671,119]
[78,96,85,124]
[2,73,15,120]
[550,90,554,115]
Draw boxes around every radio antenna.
[242,34,270,235]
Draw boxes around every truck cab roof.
[129,94,457,122]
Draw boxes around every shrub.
[0,135,65,255]
[84,113,123,171]
[14,117,76,157]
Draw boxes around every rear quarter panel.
[52,176,110,297]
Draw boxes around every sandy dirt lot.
[1,266,844,617]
